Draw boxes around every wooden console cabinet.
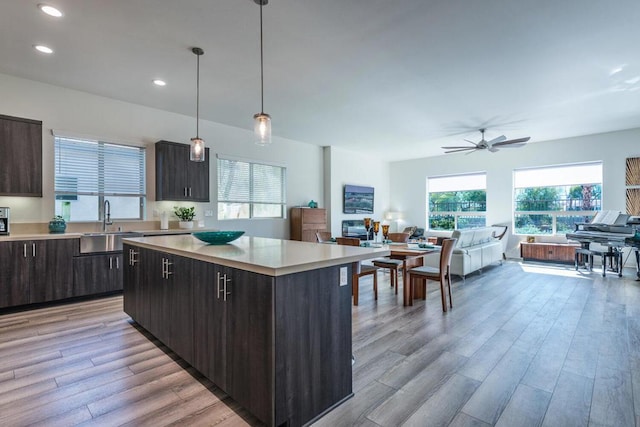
[520,242,580,264]
[290,207,327,242]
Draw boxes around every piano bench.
[575,247,623,277]
[575,248,595,272]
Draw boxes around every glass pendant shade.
[253,113,271,146]
[190,137,205,161]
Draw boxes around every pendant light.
[190,47,206,162]
[253,0,271,146]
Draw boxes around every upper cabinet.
[155,140,210,202]
[0,114,42,197]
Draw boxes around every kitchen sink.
[80,231,142,254]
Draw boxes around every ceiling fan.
[442,128,530,154]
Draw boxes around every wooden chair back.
[387,232,410,243]
[439,238,457,276]
[316,231,332,243]
[336,236,361,247]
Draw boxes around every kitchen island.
[122,235,388,427]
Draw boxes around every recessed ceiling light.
[38,4,63,18]
[153,79,167,87]
[34,45,54,54]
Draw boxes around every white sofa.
[423,227,503,278]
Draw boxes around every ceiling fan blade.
[442,145,479,149]
[487,135,506,145]
[488,146,500,153]
[492,136,530,147]
[445,147,477,154]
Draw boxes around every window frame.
[427,172,487,231]
[53,135,147,222]
[512,162,603,236]
[217,155,287,220]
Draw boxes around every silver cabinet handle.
[217,272,231,300]
[162,258,173,279]
[116,257,119,269]
[223,274,231,301]
[32,243,36,257]
[189,187,192,197]
[23,243,27,258]
[129,249,138,265]
[109,257,113,269]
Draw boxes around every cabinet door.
[0,115,42,197]
[186,147,210,202]
[155,141,189,201]
[143,250,194,364]
[123,245,140,319]
[193,261,228,389]
[32,239,77,303]
[0,241,30,308]
[72,253,122,298]
[224,266,273,424]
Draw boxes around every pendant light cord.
[260,1,264,114]
[196,52,200,138]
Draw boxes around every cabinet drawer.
[301,208,326,224]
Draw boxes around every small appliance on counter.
[0,207,9,235]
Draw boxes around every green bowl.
[192,231,244,245]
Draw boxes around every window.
[54,136,146,221]
[217,156,286,219]
[513,162,602,235]
[427,173,486,230]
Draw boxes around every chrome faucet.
[103,199,113,232]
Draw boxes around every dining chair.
[316,231,332,243]
[336,237,378,305]
[405,238,457,312]
[371,232,411,294]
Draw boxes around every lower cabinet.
[0,238,77,308]
[124,245,194,364]
[520,242,580,264]
[123,244,352,426]
[73,253,124,297]
[192,263,273,423]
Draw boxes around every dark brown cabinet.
[123,243,353,426]
[123,245,194,364]
[192,264,273,423]
[0,238,77,308]
[155,140,210,202]
[72,253,124,297]
[0,114,42,197]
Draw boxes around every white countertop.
[124,235,390,276]
[0,228,217,242]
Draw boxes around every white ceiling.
[2,0,640,161]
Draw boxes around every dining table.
[326,239,437,306]
[385,243,436,305]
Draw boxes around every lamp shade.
[190,137,205,162]
[254,113,271,146]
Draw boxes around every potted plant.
[174,206,196,229]
[48,215,67,234]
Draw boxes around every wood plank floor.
[1,261,639,426]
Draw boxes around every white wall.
[389,128,640,257]
[324,146,391,238]
[0,73,323,238]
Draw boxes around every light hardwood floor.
[1,261,639,426]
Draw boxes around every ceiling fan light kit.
[442,128,530,154]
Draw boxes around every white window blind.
[217,157,286,219]
[54,136,146,221]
